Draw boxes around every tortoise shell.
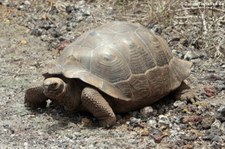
[45,22,192,101]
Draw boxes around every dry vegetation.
[94,0,225,57]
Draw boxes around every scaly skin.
[25,86,48,108]
[173,82,197,103]
[81,87,116,127]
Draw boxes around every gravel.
[0,0,225,148]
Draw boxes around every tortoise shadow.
[25,103,98,133]
[26,94,181,131]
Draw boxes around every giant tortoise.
[25,21,195,127]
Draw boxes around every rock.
[184,51,199,60]
[172,50,183,58]
[128,117,142,126]
[206,74,222,81]
[210,142,223,149]
[181,132,198,141]
[146,139,156,147]
[20,39,28,45]
[24,0,31,6]
[0,0,8,5]
[18,5,25,10]
[140,106,154,118]
[82,9,91,16]
[150,24,162,34]
[39,20,53,30]
[49,28,62,38]
[203,85,217,97]
[23,142,29,149]
[66,5,74,14]
[173,100,187,108]
[158,115,171,127]
[31,28,43,36]
[211,119,222,129]
[202,127,222,141]
[146,119,157,128]
[181,115,202,124]
[201,115,215,129]
[81,118,91,127]
[149,128,164,143]
[216,105,225,122]
[55,40,71,52]
[220,122,225,134]
[140,128,149,136]
[49,6,58,15]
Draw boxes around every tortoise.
[25,21,195,127]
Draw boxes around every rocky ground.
[0,0,224,148]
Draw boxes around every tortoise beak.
[43,78,65,96]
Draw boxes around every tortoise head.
[43,77,66,98]
[43,77,82,111]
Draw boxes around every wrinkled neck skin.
[44,78,83,112]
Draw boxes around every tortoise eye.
[50,82,58,89]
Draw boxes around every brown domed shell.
[45,22,192,101]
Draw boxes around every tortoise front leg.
[25,86,48,108]
[81,87,116,127]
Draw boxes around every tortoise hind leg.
[25,86,48,108]
[173,82,197,103]
[81,87,116,128]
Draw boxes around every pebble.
[181,132,198,141]
[216,105,225,122]
[149,128,164,143]
[147,119,157,128]
[202,127,222,141]
[172,50,183,58]
[211,119,222,129]
[221,122,225,134]
[201,115,215,129]
[49,6,58,15]
[18,5,25,10]
[82,9,91,16]
[24,0,31,6]
[81,118,91,127]
[173,100,187,108]
[181,115,202,124]
[0,0,8,5]
[140,128,149,136]
[23,142,29,149]
[128,117,142,126]
[20,39,28,45]
[150,24,162,34]
[66,5,74,14]
[158,115,171,127]
[146,139,156,147]
[140,106,154,118]
[210,142,223,149]
[49,28,62,38]
[31,28,43,36]
[184,51,199,60]
[203,85,217,97]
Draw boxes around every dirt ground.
[0,0,225,148]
